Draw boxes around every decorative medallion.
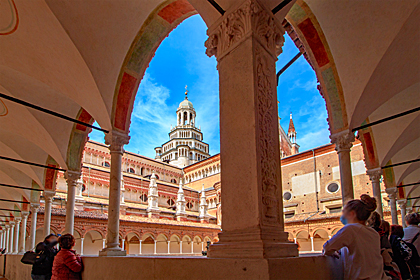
[0,99,8,116]
[0,0,19,35]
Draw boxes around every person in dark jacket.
[31,234,59,280]
[392,225,420,280]
[51,234,83,280]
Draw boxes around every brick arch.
[123,230,142,240]
[65,108,94,172]
[141,232,156,240]
[83,227,106,239]
[285,0,348,134]
[311,227,329,238]
[111,0,197,133]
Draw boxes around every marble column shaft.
[19,212,29,253]
[367,168,383,217]
[330,130,355,205]
[64,171,81,234]
[29,204,40,250]
[43,190,55,236]
[99,131,129,256]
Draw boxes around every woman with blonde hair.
[323,194,389,280]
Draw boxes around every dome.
[179,98,194,109]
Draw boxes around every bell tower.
[155,86,210,168]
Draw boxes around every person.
[391,225,420,280]
[31,234,59,280]
[368,213,402,280]
[323,194,389,280]
[51,234,83,280]
[403,213,420,254]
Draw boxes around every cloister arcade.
[0,0,418,279]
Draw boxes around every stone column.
[43,190,55,236]
[13,218,21,253]
[80,238,84,255]
[5,225,10,253]
[0,230,3,249]
[139,240,142,254]
[205,0,297,258]
[102,239,106,249]
[29,204,40,250]
[310,236,314,252]
[330,130,355,205]
[99,131,129,256]
[387,188,398,225]
[19,211,29,253]
[167,241,170,254]
[398,199,407,228]
[153,240,156,254]
[191,240,194,254]
[9,221,15,254]
[180,241,182,254]
[367,168,383,217]
[64,171,81,234]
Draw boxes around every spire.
[176,179,187,219]
[199,184,208,222]
[288,112,296,134]
[147,172,160,217]
[185,85,188,100]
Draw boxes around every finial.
[290,112,292,119]
[185,85,188,99]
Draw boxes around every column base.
[208,227,298,259]
[99,248,127,256]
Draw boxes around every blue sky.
[89,15,330,158]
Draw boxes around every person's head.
[391,225,404,238]
[342,194,377,224]
[380,220,390,235]
[58,234,76,250]
[367,211,381,228]
[44,234,58,245]
[405,213,420,226]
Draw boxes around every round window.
[283,192,292,201]
[327,183,340,193]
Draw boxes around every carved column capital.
[14,217,21,224]
[21,211,30,219]
[43,190,55,202]
[65,170,81,187]
[30,203,40,213]
[386,187,397,199]
[205,0,285,60]
[330,130,355,152]
[367,167,382,182]
[105,130,130,154]
[397,199,407,208]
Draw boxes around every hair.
[367,211,381,228]
[391,225,404,238]
[405,213,420,226]
[58,234,75,249]
[380,220,390,235]
[44,234,57,242]
[344,194,377,222]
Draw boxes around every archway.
[156,234,168,254]
[169,235,181,254]
[193,236,203,254]
[126,232,140,255]
[296,230,311,252]
[83,230,104,255]
[182,235,192,254]
[141,233,156,255]
[312,229,329,252]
